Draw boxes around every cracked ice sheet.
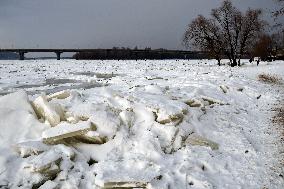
[0,59,283,188]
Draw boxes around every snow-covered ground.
[0,59,283,189]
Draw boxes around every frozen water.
[0,59,283,189]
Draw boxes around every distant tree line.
[273,0,284,18]
[72,47,209,60]
[253,31,284,61]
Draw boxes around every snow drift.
[0,59,283,189]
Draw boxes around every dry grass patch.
[272,105,284,171]
[273,107,284,133]
[258,73,282,84]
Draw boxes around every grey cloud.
[0,0,282,50]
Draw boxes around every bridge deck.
[0,49,206,60]
[0,49,195,54]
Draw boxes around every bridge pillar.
[19,52,25,60]
[55,51,62,60]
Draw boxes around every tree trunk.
[231,58,237,67]
[216,58,221,66]
[237,59,241,66]
[227,54,233,66]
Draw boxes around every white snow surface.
[0,59,283,189]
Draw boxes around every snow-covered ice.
[0,59,283,188]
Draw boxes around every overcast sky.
[0,0,282,50]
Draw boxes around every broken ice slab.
[201,96,228,106]
[156,112,184,125]
[42,121,96,144]
[185,134,219,150]
[95,73,120,79]
[185,99,204,108]
[47,90,71,101]
[24,150,62,173]
[102,181,148,189]
[41,164,61,180]
[75,133,107,144]
[65,111,90,124]
[153,104,188,125]
[13,141,50,158]
[51,102,66,121]
[133,93,188,125]
[32,95,61,127]
[185,96,228,107]
[24,145,75,181]
[65,115,80,124]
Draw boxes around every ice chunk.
[89,110,119,139]
[134,93,187,125]
[185,99,204,107]
[13,141,49,158]
[64,111,80,124]
[42,121,96,144]
[24,145,74,173]
[65,111,89,124]
[50,103,66,121]
[24,150,62,173]
[186,96,227,107]
[102,181,148,188]
[22,145,75,186]
[185,134,219,150]
[75,135,106,144]
[156,111,184,125]
[32,95,61,127]
[66,115,79,124]
[75,132,123,162]
[47,90,71,101]
[75,130,107,144]
[201,96,228,106]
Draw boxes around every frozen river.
[0,59,283,188]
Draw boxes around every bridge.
[0,48,203,60]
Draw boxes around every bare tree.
[183,0,265,67]
[271,0,284,34]
[238,9,265,65]
[183,15,223,66]
[273,0,284,18]
[210,1,241,66]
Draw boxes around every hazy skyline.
[0,0,282,50]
